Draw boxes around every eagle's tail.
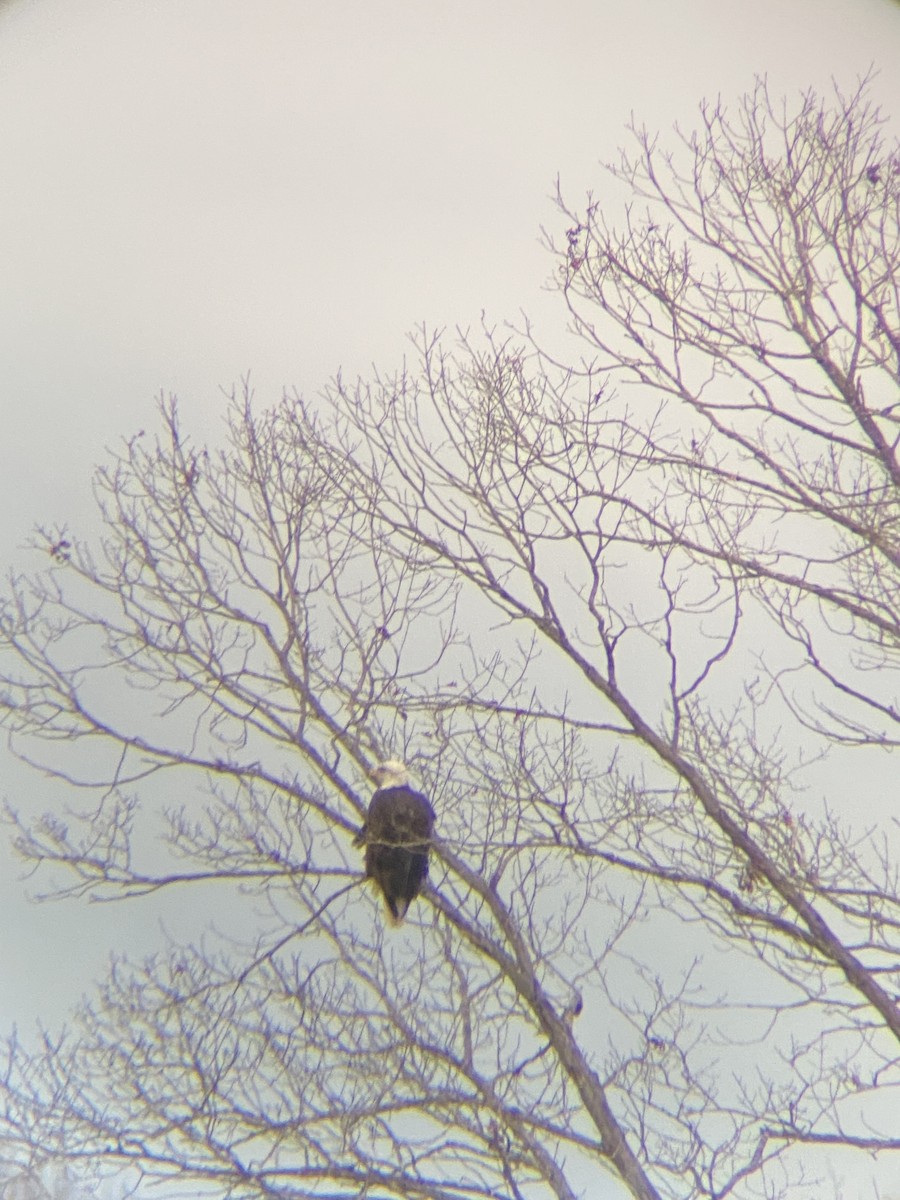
[386,896,410,925]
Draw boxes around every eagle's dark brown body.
[358,781,435,923]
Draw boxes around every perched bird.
[355,759,435,924]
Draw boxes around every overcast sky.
[1,0,899,1051]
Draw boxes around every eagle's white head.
[370,759,410,789]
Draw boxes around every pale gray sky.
[0,0,898,1068]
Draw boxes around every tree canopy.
[1,79,898,1200]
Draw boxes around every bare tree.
[0,79,898,1200]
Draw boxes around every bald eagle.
[355,760,435,924]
